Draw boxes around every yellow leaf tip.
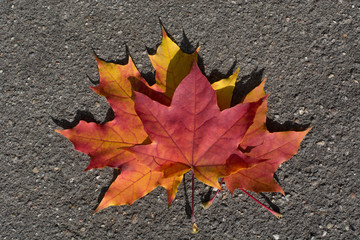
[202,201,211,210]
[192,223,199,234]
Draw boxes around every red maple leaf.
[96,61,264,211]
[203,78,311,219]
[55,26,311,233]
[224,79,311,195]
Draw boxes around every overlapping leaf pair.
[56,27,310,222]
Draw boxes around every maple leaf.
[95,161,163,211]
[56,25,249,212]
[56,27,197,170]
[55,56,149,170]
[224,79,311,194]
[94,61,264,211]
[225,129,310,194]
[202,79,310,219]
[148,26,199,99]
[211,68,239,110]
[129,62,264,200]
[239,79,268,147]
[55,25,311,232]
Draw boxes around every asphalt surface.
[1,1,359,239]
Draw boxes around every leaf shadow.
[207,60,238,84]
[161,24,239,95]
[94,169,121,210]
[273,173,280,184]
[200,187,213,204]
[145,23,200,88]
[229,67,311,132]
[86,73,99,85]
[93,45,131,66]
[51,108,114,129]
[143,23,240,96]
[182,174,192,219]
[259,193,281,214]
[178,24,238,83]
[231,68,265,106]
[266,118,311,132]
[97,46,157,86]
[180,29,198,54]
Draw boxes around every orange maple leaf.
[96,61,264,210]
[55,56,148,170]
[56,27,197,170]
[55,25,311,232]
[223,79,311,194]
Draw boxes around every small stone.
[131,214,137,224]
[317,141,325,146]
[273,234,280,240]
[80,227,86,232]
[296,107,307,116]
[327,223,334,229]
[53,167,60,171]
[33,167,39,174]
[328,74,334,79]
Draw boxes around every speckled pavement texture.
[1,1,359,239]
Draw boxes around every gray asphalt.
[1,1,359,239]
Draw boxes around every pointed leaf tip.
[192,223,199,234]
[202,201,212,210]
[148,28,198,98]
[212,67,240,110]
[96,162,162,211]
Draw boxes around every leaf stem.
[240,188,282,219]
[192,170,195,223]
[191,170,198,233]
